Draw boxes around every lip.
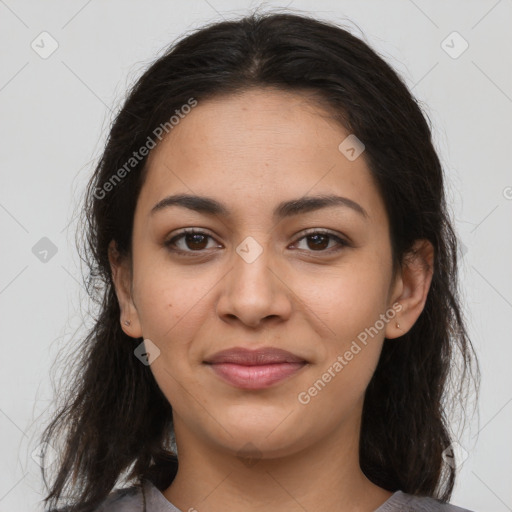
[204,347,308,389]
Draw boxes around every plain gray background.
[1,1,511,511]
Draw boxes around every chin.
[209,412,309,457]
[221,403,295,432]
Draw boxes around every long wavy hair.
[40,11,479,511]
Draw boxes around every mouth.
[203,347,308,389]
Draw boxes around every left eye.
[165,229,348,255]
[292,231,348,252]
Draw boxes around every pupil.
[309,234,328,250]
[187,233,207,250]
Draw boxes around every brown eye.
[165,229,220,254]
[292,230,349,253]
[182,232,209,250]
[305,233,330,251]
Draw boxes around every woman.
[41,11,479,512]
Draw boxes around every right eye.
[165,229,222,255]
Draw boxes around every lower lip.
[206,362,306,389]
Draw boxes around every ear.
[385,239,435,340]
[108,240,143,339]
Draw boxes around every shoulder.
[383,491,476,512]
[47,484,144,512]
[90,485,143,512]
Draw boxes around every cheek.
[297,254,391,339]
[131,260,224,395]
[134,279,181,340]
[296,267,389,414]
[292,252,391,398]
[132,271,207,410]
[295,348,380,431]
[132,250,209,338]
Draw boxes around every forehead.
[138,88,387,225]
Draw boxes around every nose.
[216,238,293,329]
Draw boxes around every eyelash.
[164,228,350,257]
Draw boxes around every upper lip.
[204,347,307,365]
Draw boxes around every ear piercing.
[396,322,400,329]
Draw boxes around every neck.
[163,409,393,512]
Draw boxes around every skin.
[109,88,434,512]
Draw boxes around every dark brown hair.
[40,11,479,511]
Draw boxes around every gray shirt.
[91,479,475,511]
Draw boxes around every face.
[112,88,406,460]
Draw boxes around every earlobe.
[108,240,143,339]
[385,239,434,339]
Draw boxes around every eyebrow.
[150,193,368,220]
